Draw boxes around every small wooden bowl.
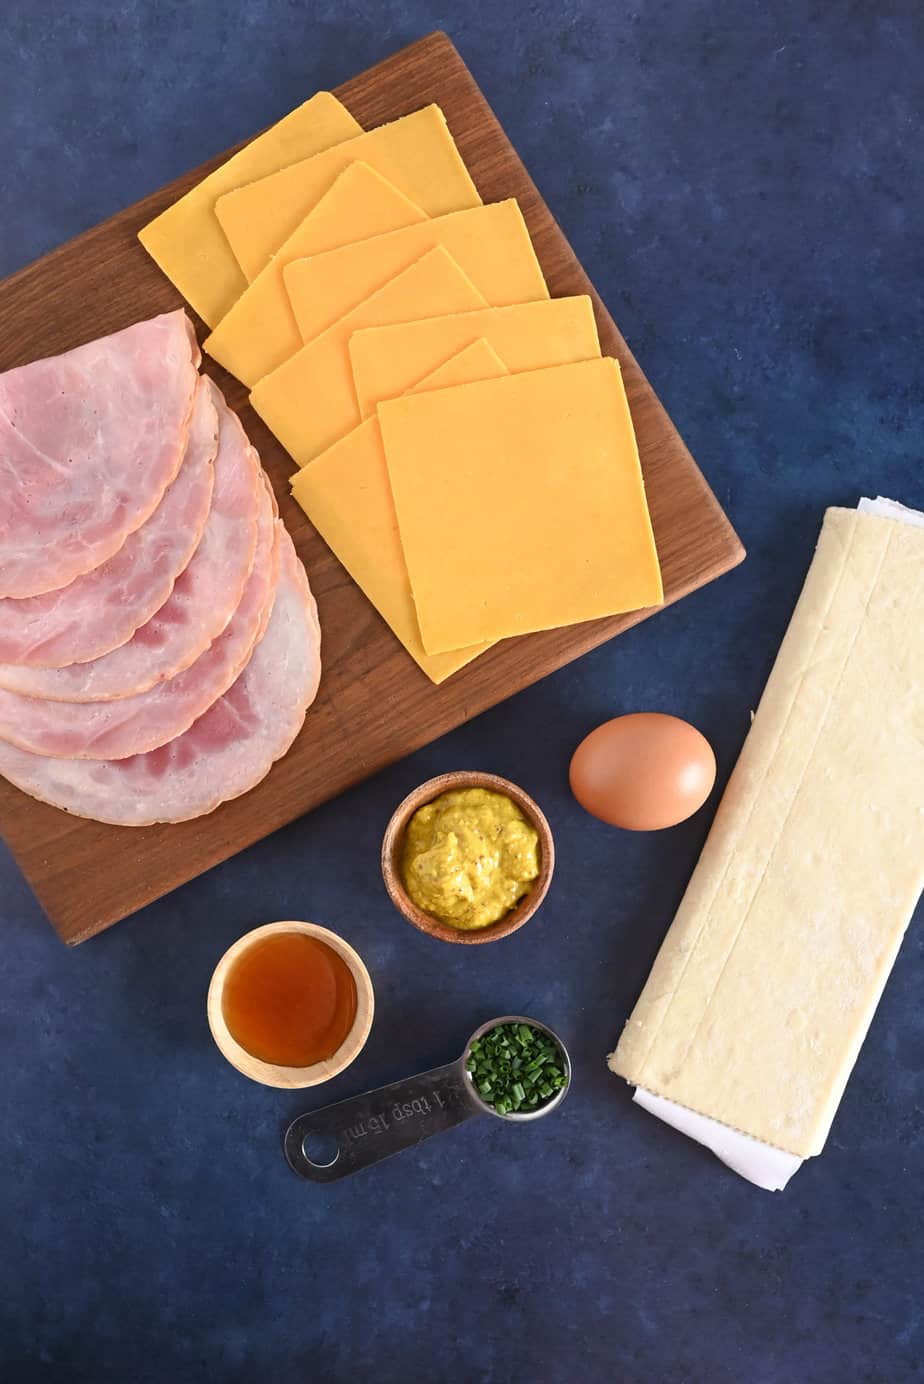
[207,920,374,1089]
[381,771,555,945]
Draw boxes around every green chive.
[467,1022,567,1116]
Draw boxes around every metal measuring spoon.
[284,1014,571,1182]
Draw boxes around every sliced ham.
[0,311,200,599]
[0,533,321,824]
[0,378,217,670]
[0,479,278,760]
[0,380,261,696]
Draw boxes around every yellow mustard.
[401,787,540,931]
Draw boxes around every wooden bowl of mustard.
[381,771,555,945]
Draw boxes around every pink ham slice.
[0,381,261,697]
[0,377,218,669]
[0,311,200,599]
[0,533,321,824]
[0,478,278,760]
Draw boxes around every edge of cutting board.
[0,31,744,944]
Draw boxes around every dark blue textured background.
[2,3,922,1381]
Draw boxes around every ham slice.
[0,311,200,599]
[0,533,320,824]
[0,381,261,697]
[0,479,278,760]
[0,378,218,669]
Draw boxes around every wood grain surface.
[0,31,744,944]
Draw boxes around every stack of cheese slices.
[140,94,664,684]
[0,313,321,825]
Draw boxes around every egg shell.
[569,713,716,831]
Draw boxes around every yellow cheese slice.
[284,199,547,342]
[291,339,509,683]
[349,296,601,419]
[251,246,486,466]
[138,92,361,326]
[378,357,663,654]
[215,105,480,283]
[204,164,427,387]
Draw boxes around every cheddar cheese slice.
[204,164,427,387]
[251,247,486,466]
[284,199,547,343]
[349,296,601,419]
[291,340,509,683]
[216,105,480,282]
[139,92,361,326]
[378,357,663,653]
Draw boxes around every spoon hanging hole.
[301,1131,340,1168]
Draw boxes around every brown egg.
[569,713,716,831]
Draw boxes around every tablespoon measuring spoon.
[284,1014,571,1182]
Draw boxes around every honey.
[221,932,357,1067]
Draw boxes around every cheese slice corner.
[284,198,547,343]
[138,92,361,326]
[203,162,427,387]
[215,104,480,282]
[349,294,601,420]
[291,337,509,683]
[251,244,486,466]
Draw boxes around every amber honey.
[221,931,358,1067]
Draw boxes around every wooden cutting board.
[0,31,744,944]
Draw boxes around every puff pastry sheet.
[610,505,924,1161]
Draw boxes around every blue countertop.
[2,3,922,1381]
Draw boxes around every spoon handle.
[284,1059,479,1182]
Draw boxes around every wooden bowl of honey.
[381,771,555,945]
[207,921,374,1089]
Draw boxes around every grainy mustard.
[401,787,540,930]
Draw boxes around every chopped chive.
[467,1022,567,1116]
